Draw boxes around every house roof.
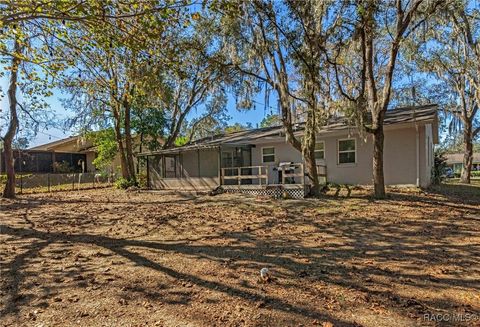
[445,153,480,164]
[30,133,158,153]
[29,136,92,151]
[139,104,438,156]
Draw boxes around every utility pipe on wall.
[416,124,420,187]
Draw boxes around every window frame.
[261,146,276,163]
[337,138,357,165]
[314,141,325,160]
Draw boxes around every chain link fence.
[0,173,117,194]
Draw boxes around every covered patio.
[140,147,326,198]
[138,125,327,198]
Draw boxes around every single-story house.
[445,153,480,174]
[139,104,439,197]
[0,136,95,174]
[5,134,160,175]
[26,136,97,173]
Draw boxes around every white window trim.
[337,138,357,165]
[314,141,325,160]
[261,146,276,163]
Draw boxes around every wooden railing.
[220,163,327,186]
[220,165,268,185]
[279,163,304,185]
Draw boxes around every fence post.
[48,173,51,193]
[93,173,95,189]
[72,173,75,190]
[237,167,241,185]
[20,174,23,194]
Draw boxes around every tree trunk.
[304,95,320,196]
[124,101,136,182]
[304,148,319,196]
[372,125,386,198]
[2,39,21,199]
[163,128,180,149]
[460,122,473,184]
[276,86,319,194]
[163,109,190,149]
[112,102,130,180]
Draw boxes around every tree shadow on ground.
[0,224,355,326]
[1,187,479,326]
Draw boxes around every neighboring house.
[0,136,95,174]
[28,136,97,172]
[0,134,161,175]
[139,104,439,197]
[445,153,480,174]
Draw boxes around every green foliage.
[86,128,118,170]
[52,161,73,173]
[432,151,448,185]
[131,107,166,151]
[136,172,148,188]
[471,171,480,178]
[114,177,138,190]
[174,136,189,146]
[224,122,252,134]
[0,174,32,184]
[260,114,281,128]
[440,134,480,154]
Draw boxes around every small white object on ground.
[260,268,270,280]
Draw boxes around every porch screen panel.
[55,153,72,168]
[148,155,163,187]
[37,152,53,173]
[72,153,87,172]
[16,152,36,172]
[164,155,177,178]
[199,149,218,177]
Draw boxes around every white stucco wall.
[251,142,303,184]
[250,124,433,187]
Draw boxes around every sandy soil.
[1,185,479,327]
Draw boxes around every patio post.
[217,147,221,185]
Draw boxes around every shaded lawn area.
[0,184,479,326]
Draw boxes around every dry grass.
[1,183,479,326]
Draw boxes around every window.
[314,142,325,160]
[338,139,356,164]
[262,147,275,163]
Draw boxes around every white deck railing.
[220,163,327,186]
[220,165,268,185]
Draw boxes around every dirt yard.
[1,184,479,327]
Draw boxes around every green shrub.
[114,177,138,189]
[432,151,448,184]
[0,173,32,183]
[471,171,480,177]
[136,172,148,188]
[53,161,73,173]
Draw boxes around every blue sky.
[0,76,270,147]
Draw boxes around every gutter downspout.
[415,124,420,187]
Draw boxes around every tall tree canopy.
[414,1,480,183]
[328,0,444,197]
